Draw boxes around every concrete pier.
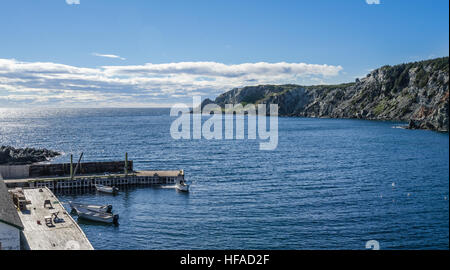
[17,187,93,250]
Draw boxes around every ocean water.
[0,108,448,250]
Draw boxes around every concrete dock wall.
[0,161,133,179]
[0,165,30,179]
[29,161,133,178]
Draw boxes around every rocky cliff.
[204,57,449,132]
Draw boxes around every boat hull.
[95,184,119,194]
[176,183,189,192]
[69,201,112,213]
[74,206,119,224]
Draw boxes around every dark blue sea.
[0,108,448,250]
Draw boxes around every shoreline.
[190,111,449,133]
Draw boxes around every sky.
[0,0,448,107]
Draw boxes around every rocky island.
[0,146,60,165]
[200,57,449,132]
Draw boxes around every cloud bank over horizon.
[0,58,342,107]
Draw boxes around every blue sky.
[0,0,448,107]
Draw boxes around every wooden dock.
[4,170,185,192]
[17,187,94,250]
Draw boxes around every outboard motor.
[113,214,120,225]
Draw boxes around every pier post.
[73,152,84,177]
[70,154,74,180]
[125,152,128,177]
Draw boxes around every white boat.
[175,180,189,192]
[69,201,112,213]
[95,184,119,194]
[73,206,119,224]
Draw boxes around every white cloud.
[103,61,341,77]
[366,0,380,4]
[92,53,126,61]
[66,0,80,5]
[0,58,343,107]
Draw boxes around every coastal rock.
[0,146,60,165]
[199,98,216,111]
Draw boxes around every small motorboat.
[69,201,112,213]
[95,184,119,194]
[73,206,119,224]
[175,179,189,192]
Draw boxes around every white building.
[0,178,24,250]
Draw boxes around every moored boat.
[69,201,112,213]
[73,206,119,224]
[95,184,119,194]
[175,179,189,192]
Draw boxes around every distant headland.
[199,57,449,132]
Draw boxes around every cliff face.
[206,57,449,132]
